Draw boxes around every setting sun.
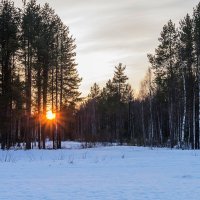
[46,111,56,120]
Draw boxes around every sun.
[46,111,56,120]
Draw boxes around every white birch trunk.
[181,64,186,148]
[193,93,196,149]
[197,56,200,148]
[168,98,173,148]
[198,56,200,149]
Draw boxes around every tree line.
[76,2,200,149]
[76,63,134,146]
[0,0,81,149]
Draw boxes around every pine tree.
[113,63,128,100]
[148,20,179,148]
[89,83,100,99]
[0,0,21,149]
[179,13,194,148]
[22,0,41,149]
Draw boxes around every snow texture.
[0,142,200,200]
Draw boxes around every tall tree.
[22,0,41,149]
[179,13,194,148]
[0,0,21,149]
[193,3,200,149]
[148,20,179,148]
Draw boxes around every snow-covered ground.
[0,142,200,200]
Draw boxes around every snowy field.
[0,142,200,200]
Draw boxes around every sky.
[15,0,200,96]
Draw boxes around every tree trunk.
[181,64,186,149]
[193,92,196,149]
[141,102,146,146]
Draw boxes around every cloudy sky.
[16,0,199,96]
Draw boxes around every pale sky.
[15,0,199,96]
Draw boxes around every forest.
[1,0,200,149]
[0,0,81,149]
[76,2,200,149]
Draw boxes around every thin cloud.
[15,0,200,96]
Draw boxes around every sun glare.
[46,111,56,120]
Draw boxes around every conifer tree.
[148,20,179,147]
[179,13,194,148]
[0,0,21,149]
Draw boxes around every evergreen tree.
[88,83,100,99]
[113,63,128,100]
[148,20,179,147]
[76,64,133,144]
[179,13,194,148]
[22,0,41,149]
[0,0,21,149]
